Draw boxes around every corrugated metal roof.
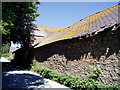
[31,4,120,48]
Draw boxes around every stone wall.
[37,54,119,84]
[34,27,120,62]
[33,27,120,84]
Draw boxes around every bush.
[31,64,119,89]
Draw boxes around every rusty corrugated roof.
[31,4,120,48]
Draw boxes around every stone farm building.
[14,4,120,84]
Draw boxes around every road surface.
[1,57,71,90]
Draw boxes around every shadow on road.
[2,63,45,89]
[3,73,44,88]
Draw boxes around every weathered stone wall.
[37,54,119,84]
[34,27,120,61]
[34,27,120,84]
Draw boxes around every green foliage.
[88,68,102,80]
[86,65,96,74]
[1,44,10,57]
[86,65,102,80]
[31,57,37,70]
[8,58,13,61]
[1,21,10,35]
[31,63,119,89]
[1,53,9,58]
[2,2,40,45]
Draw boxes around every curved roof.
[31,4,120,48]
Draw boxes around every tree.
[2,2,40,46]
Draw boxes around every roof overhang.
[30,4,120,48]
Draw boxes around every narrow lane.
[1,57,70,89]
